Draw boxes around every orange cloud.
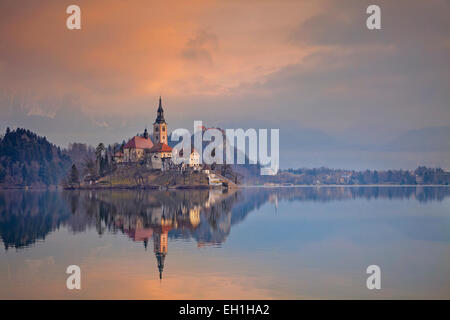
[0,0,318,117]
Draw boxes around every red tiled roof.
[124,228,153,242]
[150,142,172,153]
[124,136,154,149]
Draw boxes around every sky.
[0,0,449,169]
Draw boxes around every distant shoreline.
[1,184,449,191]
[241,184,450,188]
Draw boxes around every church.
[115,97,173,168]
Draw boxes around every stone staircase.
[207,172,237,188]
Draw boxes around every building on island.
[112,97,213,174]
[189,149,200,168]
[149,142,173,160]
[173,147,201,171]
[148,97,172,169]
[148,142,173,170]
[112,151,124,163]
[115,97,172,168]
[123,131,154,162]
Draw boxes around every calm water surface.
[0,187,449,299]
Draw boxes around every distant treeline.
[253,166,450,185]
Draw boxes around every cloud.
[26,107,57,119]
[0,0,448,169]
[93,120,109,128]
[289,0,450,48]
[182,30,218,65]
[289,2,374,46]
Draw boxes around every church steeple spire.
[153,96,168,144]
[156,252,166,279]
[154,229,168,280]
[154,96,166,124]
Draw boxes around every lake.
[0,186,449,299]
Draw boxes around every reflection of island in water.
[0,189,247,278]
[1,186,450,278]
[105,189,239,279]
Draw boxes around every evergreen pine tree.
[69,164,80,185]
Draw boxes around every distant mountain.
[382,126,450,152]
[0,128,72,187]
[280,127,354,151]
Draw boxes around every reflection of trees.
[247,186,450,204]
[0,191,72,249]
[1,186,449,250]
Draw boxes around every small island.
[64,97,237,190]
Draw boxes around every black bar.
[1,300,448,319]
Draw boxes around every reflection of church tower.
[155,251,166,280]
[153,228,169,279]
[153,97,168,144]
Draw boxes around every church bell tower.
[153,97,167,144]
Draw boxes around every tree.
[95,143,107,176]
[21,165,28,186]
[0,127,72,186]
[373,170,379,184]
[69,164,80,185]
[83,157,97,176]
[95,143,105,164]
[0,164,6,183]
[100,153,110,176]
[39,161,50,186]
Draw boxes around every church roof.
[124,136,154,149]
[150,142,172,153]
